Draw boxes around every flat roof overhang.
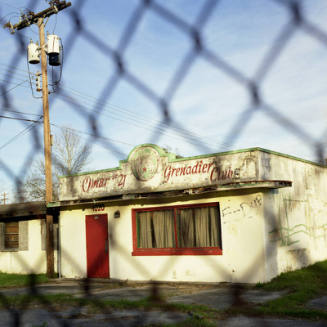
[0,201,47,220]
[49,180,292,209]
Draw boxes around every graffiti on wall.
[270,224,309,246]
[270,223,327,246]
[221,195,262,222]
[269,198,327,247]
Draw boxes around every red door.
[85,214,109,278]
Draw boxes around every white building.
[0,202,58,274]
[2,144,327,283]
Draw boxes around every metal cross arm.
[3,1,71,32]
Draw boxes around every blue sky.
[0,0,327,201]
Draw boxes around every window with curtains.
[132,203,222,255]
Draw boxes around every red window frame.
[132,202,222,256]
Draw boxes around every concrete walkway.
[0,280,325,326]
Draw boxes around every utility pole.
[4,1,71,277]
[39,16,54,278]
[1,192,8,205]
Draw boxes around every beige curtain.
[137,210,174,248]
[178,207,220,248]
[138,206,220,249]
[209,207,220,247]
[137,212,153,248]
[195,208,210,247]
[153,210,174,248]
[178,208,195,247]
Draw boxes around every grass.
[256,260,327,293]
[1,262,327,324]
[0,292,221,326]
[0,272,48,288]
[250,260,327,320]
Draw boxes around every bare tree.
[19,128,91,201]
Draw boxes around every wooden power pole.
[39,17,55,277]
[4,1,71,277]
[1,192,8,205]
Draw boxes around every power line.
[0,68,29,81]
[0,68,213,148]
[0,80,28,96]
[0,80,29,90]
[0,114,41,123]
[0,121,40,151]
[50,123,134,147]
[0,115,133,146]
[0,118,133,152]
[64,86,231,150]
[0,115,133,151]
[0,63,32,76]
[60,90,221,151]
[3,110,43,117]
[0,62,229,149]
[0,79,228,152]
[0,77,28,84]
[0,61,228,149]
[0,65,31,76]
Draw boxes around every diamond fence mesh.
[0,0,326,326]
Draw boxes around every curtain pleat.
[153,210,174,248]
[178,207,220,248]
[138,211,152,248]
[178,208,195,247]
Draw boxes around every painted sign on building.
[59,144,258,201]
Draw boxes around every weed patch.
[253,260,327,319]
[0,273,48,288]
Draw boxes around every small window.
[0,221,28,252]
[132,203,222,256]
[4,222,19,249]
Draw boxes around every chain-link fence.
[0,0,327,326]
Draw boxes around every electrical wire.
[0,121,40,151]
[60,89,224,150]
[0,77,28,85]
[3,110,43,117]
[0,67,32,81]
[0,118,133,152]
[0,64,220,149]
[52,11,57,33]
[0,115,40,123]
[0,63,32,76]
[0,63,215,148]
[26,55,42,99]
[0,80,28,96]
[0,65,228,151]
[50,123,134,147]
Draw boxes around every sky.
[0,0,327,202]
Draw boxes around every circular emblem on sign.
[129,146,160,181]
